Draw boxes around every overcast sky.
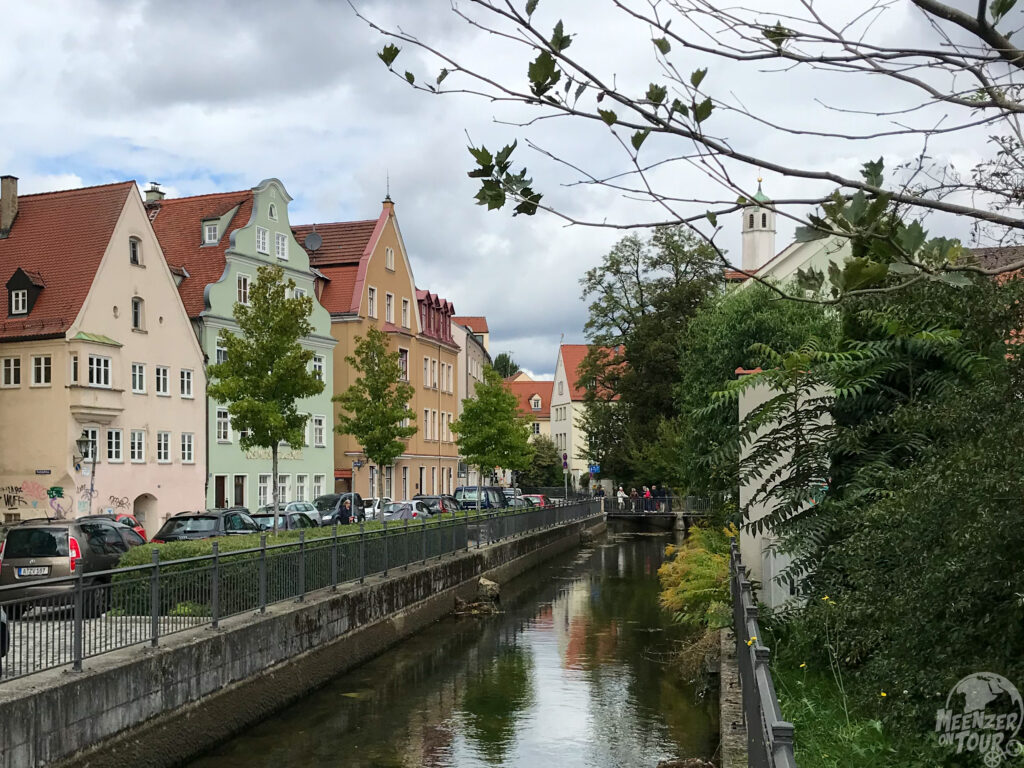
[0,0,1001,377]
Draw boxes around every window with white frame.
[11,289,27,314]
[256,226,268,253]
[216,341,227,365]
[423,357,429,388]
[130,430,145,463]
[313,415,326,447]
[131,362,146,393]
[107,429,122,462]
[88,355,110,388]
[129,237,142,265]
[398,349,409,381]
[69,354,78,384]
[303,414,311,446]
[385,293,394,323]
[532,422,540,435]
[294,287,306,299]
[431,360,438,388]
[401,299,410,328]
[155,365,169,396]
[367,286,377,318]
[156,431,170,463]
[424,409,431,440]
[295,474,308,502]
[258,474,271,506]
[312,474,325,498]
[180,369,193,398]
[237,274,250,305]
[31,355,51,386]
[216,408,231,442]
[312,355,324,382]
[1,357,19,387]
[432,410,438,440]
[131,297,145,331]
[81,427,98,461]
[181,433,194,463]
[277,474,290,502]
[204,222,218,243]
[531,396,541,410]
[385,246,395,270]
[268,203,278,220]
[275,232,288,260]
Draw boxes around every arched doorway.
[133,493,158,537]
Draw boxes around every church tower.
[741,180,776,272]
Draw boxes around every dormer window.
[7,268,44,317]
[129,237,142,265]
[531,396,541,410]
[11,289,27,314]
[204,222,219,244]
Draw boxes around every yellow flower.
[747,636,757,646]
[800,662,807,669]
[880,691,887,697]
[822,595,830,601]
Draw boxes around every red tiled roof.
[724,270,749,281]
[317,264,359,314]
[293,219,377,265]
[0,181,134,340]
[149,189,253,318]
[505,380,553,419]
[452,316,488,333]
[560,343,623,401]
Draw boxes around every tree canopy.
[493,351,520,379]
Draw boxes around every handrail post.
[465,508,470,551]
[421,514,427,563]
[72,569,83,671]
[383,517,389,577]
[298,530,306,602]
[211,541,220,628]
[259,534,268,611]
[404,518,410,570]
[359,522,366,584]
[330,525,338,589]
[150,548,160,646]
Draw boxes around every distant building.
[506,371,533,382]
[0,177,206,533]
[452,316,489,353]
[504,379,552,439]
[452,319,491,487]
[550,344,592,484]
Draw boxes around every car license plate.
[17,567,49,577]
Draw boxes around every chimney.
[0,175,19,237]
[145,182,166,203]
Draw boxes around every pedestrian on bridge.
[630,487,639,514]
[616,486,626,510]
[643,486,652,512]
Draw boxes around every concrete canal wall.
[0,515,606,768]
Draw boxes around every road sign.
[589,464,600,474]
[562,452,568,460]
[562,460,568,469]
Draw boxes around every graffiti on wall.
[108,495,130,511]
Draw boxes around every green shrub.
[658,523,735,629]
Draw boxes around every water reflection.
[187,528,716,768]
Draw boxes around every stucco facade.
[151,179,336,510]
[550,346,590,484]
[0,182,206,534]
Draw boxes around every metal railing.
[0,500,600,683]
[730,539,797,768]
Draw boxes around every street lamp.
[75,430,97,515]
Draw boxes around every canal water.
[187,524,718,768]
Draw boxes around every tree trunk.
[272,444,280,534]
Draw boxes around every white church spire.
[741,179,776,272]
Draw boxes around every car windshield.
[314,497,337,513]
[158,517,218,535]
[382,502,411,514]
[252,514,287,528]
[454,489,481,501]
[3,528,69,558]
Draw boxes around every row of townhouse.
[0,175,490,535]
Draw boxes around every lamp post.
[75,430,97,516]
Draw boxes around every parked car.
[413,495,460,515]
[251,510,317,531]
[150,510,260,543]
[454,486,508,510]
[315,493,365,525]
[81,512,147,540]
[79,516,148,548]
[363,497,392,520]
[507,497,535,508]
[381,500,432,520]
[501,487,524,500]
[523,494,552,507]
[256,501,321,525]
[0,517,147,617]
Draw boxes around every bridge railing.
[0,500,601,683]
[730,539,797,768]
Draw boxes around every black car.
[151,510,259,543]
[315,493,365,525]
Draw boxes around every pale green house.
[149,178,336,510]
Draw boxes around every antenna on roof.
[385,170,392,202]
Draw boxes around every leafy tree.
[364,1,1024,298]
[518,434,561,487]
[451,365,533,508]
[207,265,324,531]
[334,326,416,501]
[492,351,520,378]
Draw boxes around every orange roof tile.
[560,343,623,401]
[452,316,488,333]
[505,380,553,419]
[317,264,359,314]
[293,219,377,265]
[0,181,134,341]
[149,189,253,318]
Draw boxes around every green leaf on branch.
[378,44,400,67]
[990,0,1017,22]
[899,220,927,256]
[690,68,707,88]
[598,108,618,126]
[528,51,561,96]
[475,179,507,210]
[653,37,671,54]
[706,211,718,227]
[937,272,973,287]
[694,97,713,123]
[437,68,449,85]
[404,71,415,84]
[762,21,793,52]
[670,99,689,117]
[887,261,919,275]
[795,225,828,242]
[550,20,572,52]
[513,189,543,216]
[631,129,650,150]
[469,145,493,167]
[646,83,667,105]
[526,0,539,17]
[862,157,885,187]
[495,140,518,171]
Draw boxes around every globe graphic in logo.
[937,673,1024,765]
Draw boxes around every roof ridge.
[291,218,378,228]
[159,189,251,204]
[20,180,136,199]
